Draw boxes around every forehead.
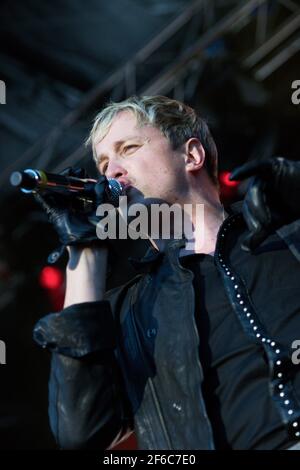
[94,111,162,155]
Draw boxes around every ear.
[184,138,205,173]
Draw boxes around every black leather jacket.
[33,204,300,449]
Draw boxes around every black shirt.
[180,218,300,449]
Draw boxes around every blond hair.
[86,95,219,186]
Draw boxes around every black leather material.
[215,212,300,443]
[33,301,116,357]
[33,206,300,450]
[34,167,108,247]
[230,157,300,251]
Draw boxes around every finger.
[60,167,73,177]
[34,192,62,221]
[72,167,88,178]
[55,167,90,208]
[95,175,107,192]
[229,159,273,181]
[34,190,67,212]
[244,178,272,228]
[93,175,108,206]
[60,167,88,178]
[242,197,262,234]
[241,188,272,251]
[34,192,52,213]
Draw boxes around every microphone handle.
[10,169,123,206]
[10,169,95,192]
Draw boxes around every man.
[33,95,300,450]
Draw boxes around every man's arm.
[64,245,108,307]
[33,170,133,449]
[34,245,133,449]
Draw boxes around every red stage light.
[219,171,240,188]
[218,170,241,205]
[39,266,63,290]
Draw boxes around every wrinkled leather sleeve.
[33,301,133,449]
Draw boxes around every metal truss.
[3,0,299,183]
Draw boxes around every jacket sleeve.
[33,300,133,449]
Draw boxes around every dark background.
[0,0,299,449]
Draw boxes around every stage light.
[219,171,240,188]
[39,266,63,290]
[219,170,241,205]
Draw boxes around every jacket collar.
[128,201,244,273]
[128,238,186,273]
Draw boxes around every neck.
[149,198,226,257]
[181,199,226,256]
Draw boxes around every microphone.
[10,169,124,207]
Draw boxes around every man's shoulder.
[226,198,300,263]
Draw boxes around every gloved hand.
[34,167,109,259]
[229,157,300,252]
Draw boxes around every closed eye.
[123,144,139,154]
[98,143,141,174]
[100,162,108,174]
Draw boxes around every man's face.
[94,111,188,206]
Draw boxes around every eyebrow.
[96,136,144,166]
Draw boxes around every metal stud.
[172,402,182,412]
[276,360,281,366]
[288,410,294,415]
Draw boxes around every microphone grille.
[107,179,124,207]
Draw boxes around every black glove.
[229,157,300,252]
[34,167,109,261]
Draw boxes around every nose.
[106,160,128,180]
